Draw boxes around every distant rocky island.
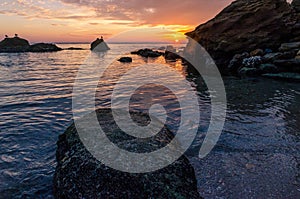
[90,37,110,51]
[184,0,300,81]
[0,35,62,53]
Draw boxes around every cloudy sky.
[0,0,231,42]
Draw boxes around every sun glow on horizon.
[0,0,232,43]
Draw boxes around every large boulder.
[0,36,30,52]
[185,0,300,74]
[91,38,110,51]
[53,108,201,199]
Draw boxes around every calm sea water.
[0,43,299,198]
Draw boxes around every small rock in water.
[118,57,132,63]
[131,48,163,58]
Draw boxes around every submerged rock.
[185,0,300,73]
[0,36,30,52]
[91,38,110,51]
[53,109,200,199]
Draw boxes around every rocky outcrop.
[53,109,200,199]
[0,37,30,52]
[185,0,300,74]
[131,48,163,58]
[28,43,62,52]
[0,36,62,53]
[118,57,133,62]
[91,38,110,51]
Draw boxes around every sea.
[0,43,300,198]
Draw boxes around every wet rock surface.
[53,108,200,199]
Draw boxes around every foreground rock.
[0,36,62,53]
[90,38,110,51]
[53,108,200,199]
[185,0,300,73]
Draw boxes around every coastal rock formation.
[131,48,163,58]
[28,43,62,52]
[0,36,62,53]
[90,38,110,51]
[0,36,30,52]
[53,109,200,199]
[185,0,300,73]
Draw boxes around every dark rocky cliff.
[185,0,300,73]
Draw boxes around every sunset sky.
[0,0,232,43]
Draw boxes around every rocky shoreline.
[184,0,300,81]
